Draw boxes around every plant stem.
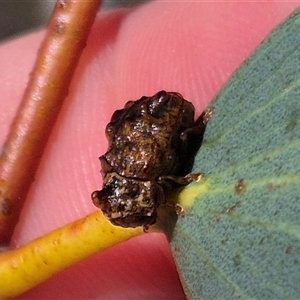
[0,211,143,298]
[0,0,102,244]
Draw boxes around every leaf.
[171,8,300,300]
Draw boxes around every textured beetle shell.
[103,91,196,179]
[92,91,207,228]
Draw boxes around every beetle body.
[92,91,208,228]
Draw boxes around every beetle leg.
[184,172,205,182]
[181,107,213,144]
[158,172,204,187]
[175,203,185,216]
[178,108,213,175]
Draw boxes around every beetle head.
[92,172,160,228]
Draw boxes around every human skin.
[0,1,299,299]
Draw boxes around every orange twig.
[0,0,102,244]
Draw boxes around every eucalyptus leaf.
[171,8,300,300]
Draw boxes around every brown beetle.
[92,91,209,229]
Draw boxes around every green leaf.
[171,8,300,300]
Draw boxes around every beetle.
[92,90,210,229]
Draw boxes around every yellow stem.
[0,211,143,298]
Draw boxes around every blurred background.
[0,0,150,43]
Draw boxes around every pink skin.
[0,1,299,299]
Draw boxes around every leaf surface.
[171,8,300,300]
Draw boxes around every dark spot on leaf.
[233,253,242,266]
[286,109,300,132]
[267,183,275,192]
[214,214,221,222]
[286,246,292,254]
[173,246,181,254]
[1,198,13,216]
[234,179,246,194]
